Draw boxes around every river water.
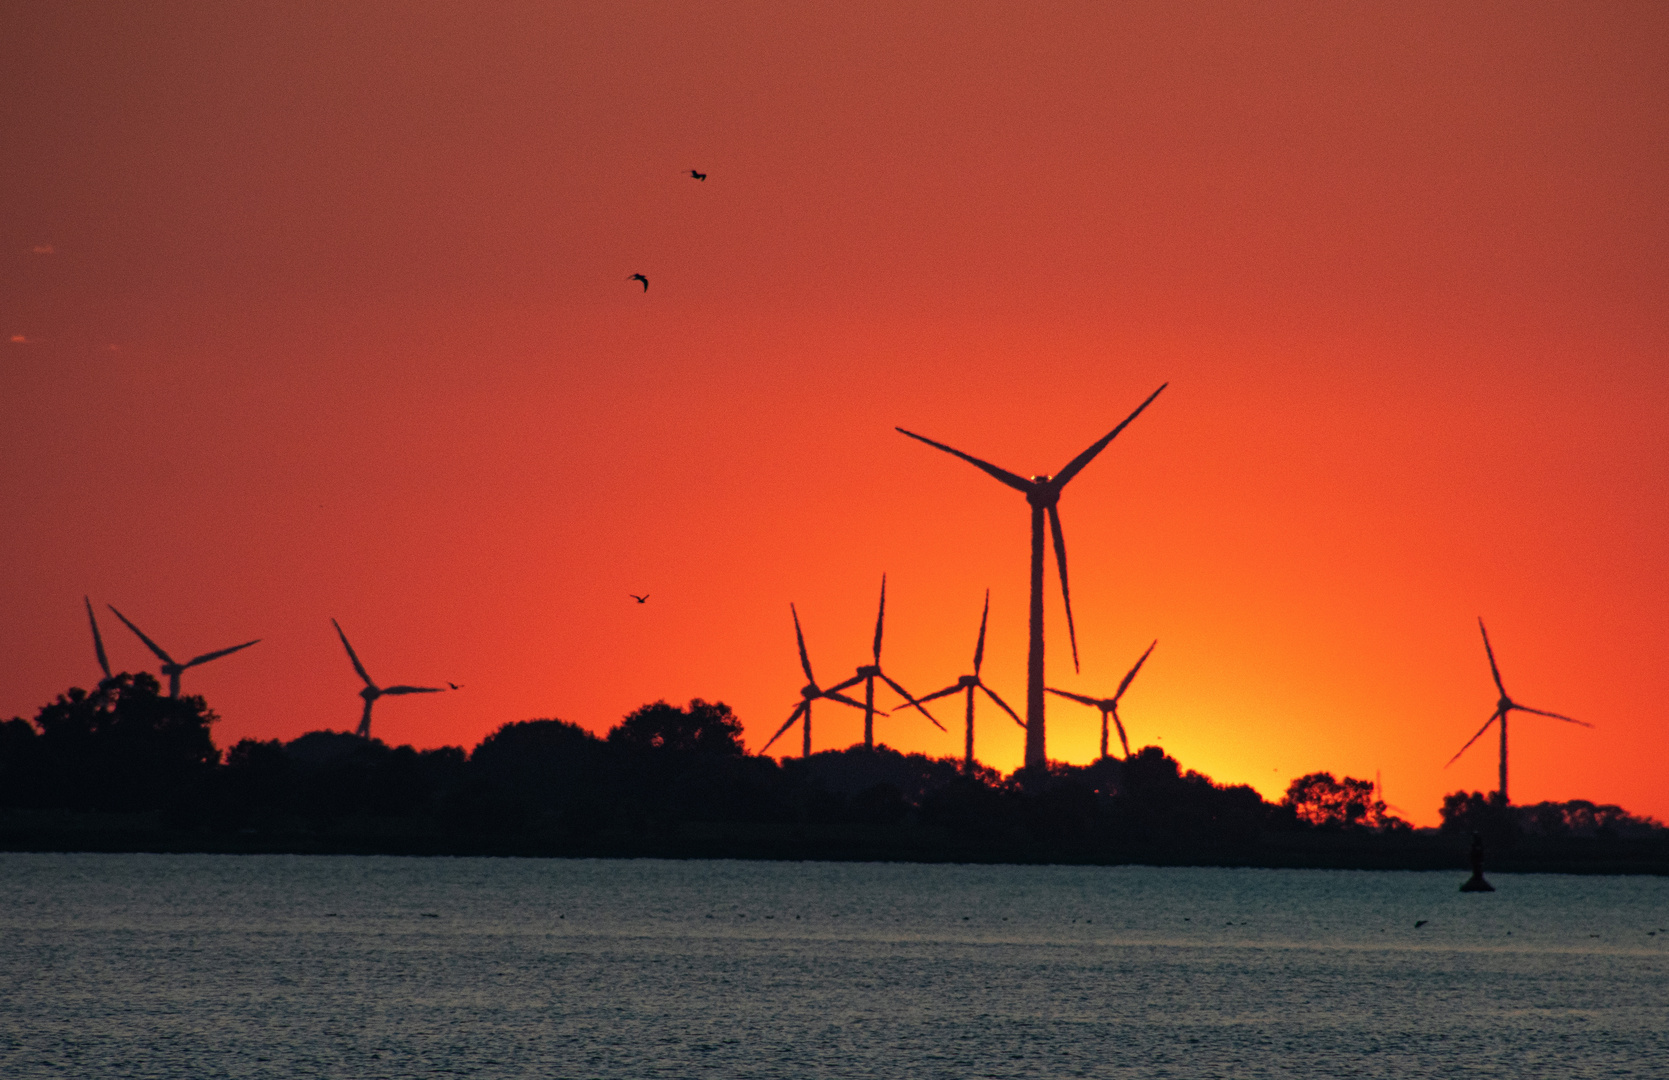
[0,853,1664,1078]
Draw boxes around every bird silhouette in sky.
[630,594,650,604]
[689,169,706,181]
[448,682,462,690]
[628,273,648,291]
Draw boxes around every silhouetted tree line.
[3,678,1661,858]
[1439,789,1665,847]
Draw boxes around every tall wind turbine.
[823,574,944,748]
[912,590,1023,775]
[332,619,444,739]
[84,596,111,681]
[1445,618,1591,805]
[762,604,871,758]
[106,605,260,698]
[896,383,1166,771]
[1047,639,1156,760]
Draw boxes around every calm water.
[0,854,1664,1078]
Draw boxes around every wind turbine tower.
[896,383,1165,771]
[331,618,445,739]
[763,604,871,757]
[1445,618,1591,805]
[823,574,944,748]
[1047,639,1156,760]
[913,590,1023,774]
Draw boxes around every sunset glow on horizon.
[4,2,1667,826]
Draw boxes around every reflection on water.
[1,854,1664,1078]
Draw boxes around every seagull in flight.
[628,273,648,292]
[630,594,650,604]
[689,169,706,181]
[448,682,462,690]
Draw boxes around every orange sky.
[4,2,1666,825]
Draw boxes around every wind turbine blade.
[382,685,442,695]
[1048,505,1080,672]
[331,618,376,688]
[85,597,111,679]
[825,673,866,694]
[980,682,1024,727]
[1445,710,1503,767]
[894,428,1033,494]
[1515,705,1592,728]
[762,703,807,753]
[974,589,990,675]
[1046,686,1102,708]
[879,672,944,730]
[791,604,815,684]
[873,573,887,661]
[106,606,174,664]
[1049,383,1168,490]
[1478,618,1507,697]
[1114,640,1158,701]
[825,690,874,712]
[913,684,964,705]
[185,639,260,668]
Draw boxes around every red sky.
[4,2,1666,825]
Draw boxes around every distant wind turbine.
[1445,618,1591,805]
[106,605,259,698]
[84,596,111,681]
[762,604,871,758]
[332,618,445,739]
[912,590,1023,775]
[1047,640,1156,760]
[823,574,944,748]
[896,384,1166,771]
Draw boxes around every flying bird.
[630,594,650,604]
[629,273,649,291]
[448,682,462,690]
[688,169,706,181]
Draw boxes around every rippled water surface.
[1,854,1665,1078]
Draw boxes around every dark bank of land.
[4,674,1666,875]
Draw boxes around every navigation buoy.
[1460,831,1495,893]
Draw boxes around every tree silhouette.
[608,698,745,755]
[1283,771,1386,829]
[29,673,220,812]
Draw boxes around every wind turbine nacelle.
[957,675,979,688]
[856,665,880,678]
[161,663,185,677]
[801,684,820,699]
[1025,482,1059,507]
[360,686,379,702]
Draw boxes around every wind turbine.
[84,596,111,681]
[762,604,871,758]
[106,605,260,698]
[1047,639,1156,760]
[332,618,444,739]
[896,383,1165,771]
[1445,618,1591,805]
[823,574,945,748]
[912,590,1023,775]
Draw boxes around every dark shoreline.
[5,812,1665,875]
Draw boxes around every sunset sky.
[4,2,1666,825]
